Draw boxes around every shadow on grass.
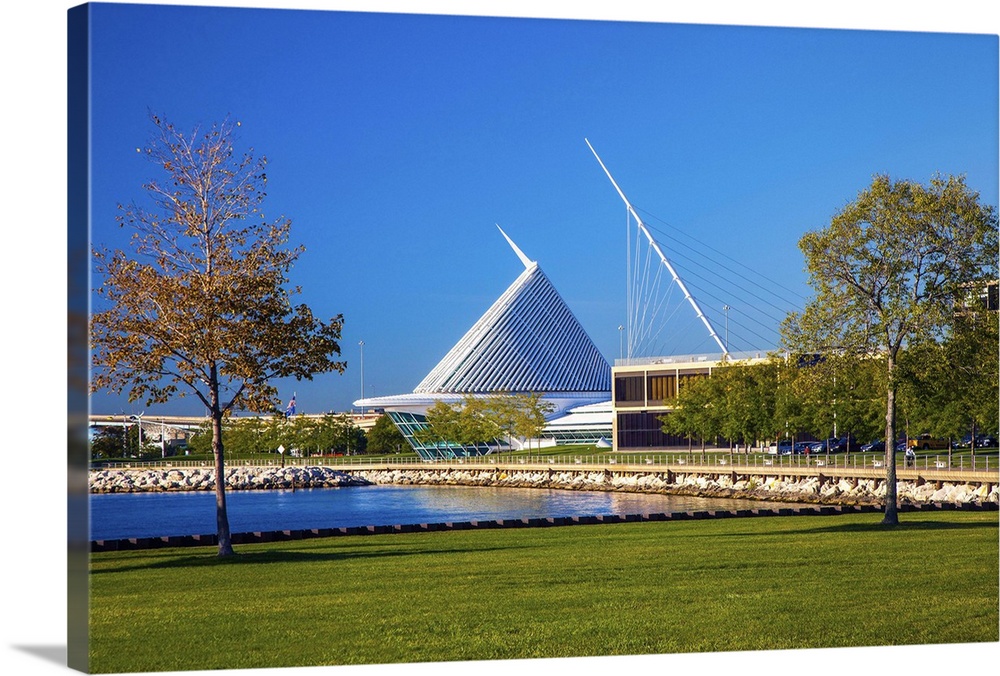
[710,517,998,539]
[91,543,524,574]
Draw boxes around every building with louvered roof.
[354,227,612,458]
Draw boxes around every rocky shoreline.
[88,465,370,493]
[350,468,999,506]
[89,466,999,506]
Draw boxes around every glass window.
[647,374,676,402]
[615,411,686,450]
[614,375,645,404]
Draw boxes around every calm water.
[90,485,786,540]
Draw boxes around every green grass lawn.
[88,511,998,673]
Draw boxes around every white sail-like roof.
[414,229,610,395]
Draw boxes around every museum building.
[354,227,613,459]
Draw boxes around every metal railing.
[95,452,994,474]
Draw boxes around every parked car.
[863,438,907,453]
[775,440,794,455]
[860,439,884,453]
[959,434,998,449]
[907,434,949,451]
[811,437,851,453]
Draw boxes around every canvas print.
[67,2,999,674]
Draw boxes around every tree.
[186,420,215,455]
[448,396,498,449]
[509,393,555,452]
[91,116,346,556]
[416,396,499,452]
[714,360,779,451]
[328,414,367,455]
[486,392,554,451]
[415,400,465,450]
[900,307,999,453]
[226,416,272,456]
[416,393,555,453]
[366,414,407,454]
[659,374,722,453]
[784,352,883,454]
[781,174,997,524]
[91,426,127,460]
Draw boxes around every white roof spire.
[496,224,535,269]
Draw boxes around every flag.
[285,394,296,417]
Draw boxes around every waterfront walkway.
[99,452,998,486]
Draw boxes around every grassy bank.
[88,511,998,673]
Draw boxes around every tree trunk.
[882,357,899,526]
[209,372,235,556]
[212,409,235,556]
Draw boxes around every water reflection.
[90,484,787,540]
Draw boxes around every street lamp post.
[723,305,730,356]
[618,325,624,362]
[128,413,144,458]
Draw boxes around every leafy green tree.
[417,393,554,452]
[415,400,464,449]
[225,417,273,456]
[186,420,214,455]
[900,307,999,451]
[485,394,521,450]
[659,374,722,452]
[713,360,779,450]
[90,116,347,556]
[510,393,555,452]
[366,414,407,454]
[417,396,498,450]
[451,397,498,448]
[91,426,126,460]
[791,354,883,453]
[486,392,554,451]
[93,423,160,459]
[327,414,366,454]
[781,173,997,524]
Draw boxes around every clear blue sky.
[83,1,998,417]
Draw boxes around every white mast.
[585,138,728,356]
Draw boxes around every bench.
[873,461,884,468]
[935,461,948,469]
